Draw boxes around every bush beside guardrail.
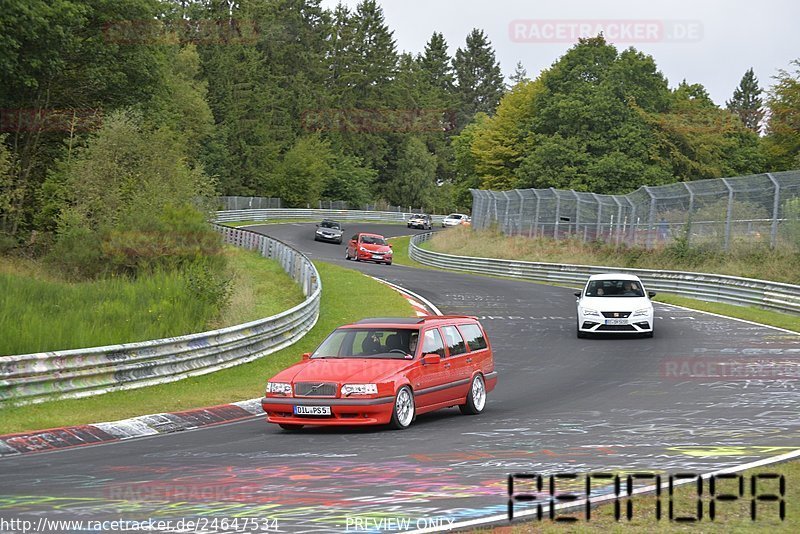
[0,225,320,406]
[409,232,800,315]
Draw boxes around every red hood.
[271,358,411,384]
[360,242,391,253]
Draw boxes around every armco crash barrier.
[0,225,320,406]
[215,208,446,224]
[409,232,800,316]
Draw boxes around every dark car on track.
[262,316,497,430]
[314,219,344,244]
[407,214,433,230]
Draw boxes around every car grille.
[597,324,636,331]
[601,311,631,318]
[294,382,337,397]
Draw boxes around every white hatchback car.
[575,274,656,338]
[442,213,469,227]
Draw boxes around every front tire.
[577,320,588,338]
[389,386,415,429]
[643,329,654,338]
[460,374,487,415]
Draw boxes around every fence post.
[612,196,623,245]
[644,186,656,249]
[767,173,781,248]
[571,189,581,239]
[515,190,525,237]
[533,189,541,238]
[722,178,734,251]
[592,193,603,240]
[552,188,560,240]
[683,182,695,247]
[502,191,512,235]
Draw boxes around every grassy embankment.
[0,247,305,356]
[0,259,412,434]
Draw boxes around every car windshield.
[312,328,419,359]
[585,279,645,297]
[448,214,463,219]
[319,221,340,229]
[361,235,387,245]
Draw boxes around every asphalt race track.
[1,222,799,532]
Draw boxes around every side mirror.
[422,353,441,365]
[301,352,311,360]
[388,243,393,248]
[315,224,319,227]
[648,291,657,299]
[574,291,581,298]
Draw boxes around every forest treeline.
[1,0,799,263]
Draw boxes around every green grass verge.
[0,248,304,356]
[484,460,798,532]
[0,261,413,434]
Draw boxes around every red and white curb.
[371,277,443,317]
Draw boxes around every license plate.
[294,405,331,416]
[605,319,628,325]
[373,254,383,259]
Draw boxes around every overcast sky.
[320,0,799,106]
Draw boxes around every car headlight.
[359,247,369,253]
[581,308,600,317]
[266,382,292,395]
[633,308,652,317]
[341,384,378,396]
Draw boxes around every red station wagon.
[345,232,393,264]
[261,316,497,430]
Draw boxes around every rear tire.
[345,249,351,260]
[389,386,415,429]
[279,423,304,431]
[459,374,486,415]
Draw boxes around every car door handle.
[466,358,472,363]
[444,363,451,369]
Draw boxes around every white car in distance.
[575,274,655,338]
[442,213,469,227]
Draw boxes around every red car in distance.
[261,316,497,430]
[345,232,393,265]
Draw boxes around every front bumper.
[316,233,342,242]
[357,251,392,262]
[578,315,653,334]
[262,396,395,426]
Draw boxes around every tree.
[453,29,505,128]
[764,60,800,171]
[470,79,543,190]
[509,61,529,87]
[384,137,437,209]
[322,152,376,207]
[726,68,765,134]
[419,32,455,95]
[48,110,218,278]
[271,136,333,207]
[0,0,165,237]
